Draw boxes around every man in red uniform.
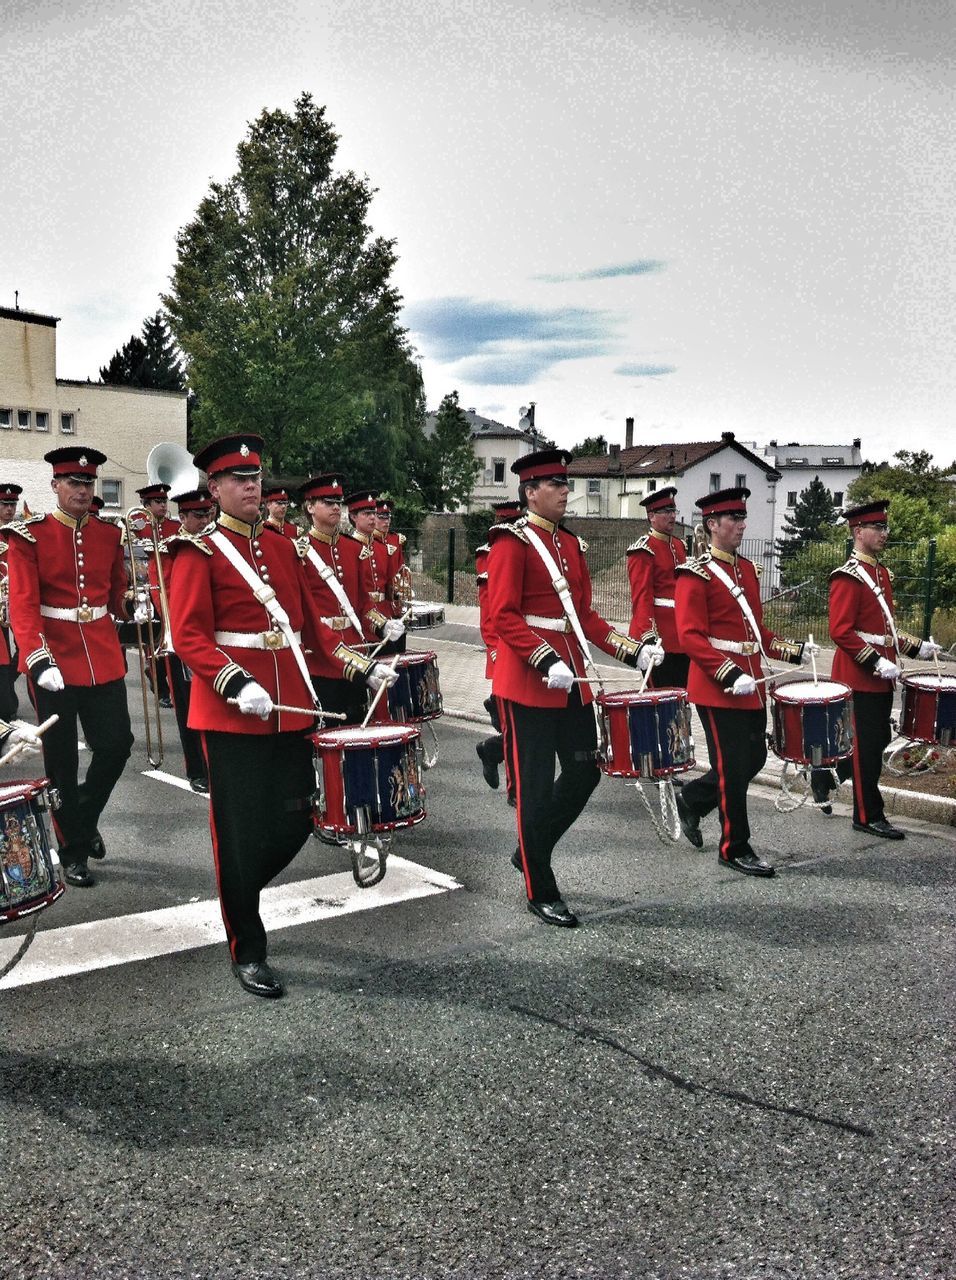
[488,450,661,927]
[262,486,299,537]
[298,473,400,723]
[133,482,179,707]
[810,499,936,837]
[673,487,807,877]
[475,499,521,793]
[344,490,407,655]
[627,487,689,690]
[168,435,395,999]
[0,482,23,721]
[4,447,139,888]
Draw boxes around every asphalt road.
[1,673,954,1279]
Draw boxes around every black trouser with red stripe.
[649,651,689,690]
[165,655,206,781]
[30,677,134,862]
[682,706,767,860]
[311,674,369,726]
[202,729,315,965]
[811,690,892,825]
[500,688,600,902]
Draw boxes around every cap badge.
[240,443,250,457]
[78,455,88,466]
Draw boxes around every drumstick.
[366,608,414,662]
[227,699,347,720]
[808,632,819,686]
[361,654,401,729]
[0,714,59,767]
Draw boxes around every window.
[17,409,31,430]
[60,412,75,434]
[0,409,10,430]
[787,491,798,507]
[566,479,575,492]
[587,479,601,495]
[492,458,506,484]
[735,473,746,489]
[35,410,50,432]
[100,479,123,508]
[833,491,843,507]
[647,479,657,492]
[823,456,844,465]
[709,473,721,492]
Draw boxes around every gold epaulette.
[488,520,529,545]
[830,559,861,580]
[0,540,7,556]
[1,515,45,543]
[293,534,310,560]
[754,562,763,579]
[166,531,214,557]
[626,535,653,556]
[397,532,407,547]
[676,555,711,581]
[577,535,589,553]
[474,542,490,556]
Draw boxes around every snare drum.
[770,679,854,766]
[598,689,695,779]
[407,602,446,630]
[381,651,443,724]
[900,674,956,746]
[0,779,64,924]
[311,724,426,837]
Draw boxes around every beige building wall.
[0,308,187,516]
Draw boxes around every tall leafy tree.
[845,449,956,525]
[417,391,481,511]
[99,311,186,390]
[163,92,423,478]
[777,476,837,559]
[569,434,608,457]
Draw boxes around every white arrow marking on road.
[0,857,462,990]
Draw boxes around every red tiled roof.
[567,440,778,478]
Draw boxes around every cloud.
[404,296,623,383]
[614,362,677,378]
[535,260,666,284]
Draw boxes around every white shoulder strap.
[304,544,364,636]
[705,559,768,659]
[847,558,900,656]
[524,526,599,678]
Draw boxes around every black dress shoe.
[720,850,775,877]
[853,819,905,841]
[810,774,833,815]
[476,741,500,790]
[89,831,107,860]
[63,861,94,888]
[527,899,579,928]
[189,776,210,794]
[232,960,284,998]
[676,793,703,849]
[159,696,174,710]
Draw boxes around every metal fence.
[402,524,941,642]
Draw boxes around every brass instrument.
[0,542,8,628]
[693,522,709,557]
[122,506,173,768]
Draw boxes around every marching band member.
[488,449,661,928]
[134,482,178,708]
[297,473,400,723]
[810,499,938,837]
[0,482,23,721]
[168,435,396,999]
[627,487,689,690]
[4,447,140,888]
[262,485,298,537]
[673,487,806,877]
[475,499,521,795]
[344,490,406,655]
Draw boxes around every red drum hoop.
[770,679,853,766]
[311,723,426,837]
[598,688,695,779]
[0,778,64,925]
[900,674,956,747]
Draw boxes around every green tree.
[845,449,956,525]
[99,311,186,390]
[163,92,422,478]
[569,434,608,457]
[777,476,836,561]
[417,391,481,511]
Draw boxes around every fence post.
[446,526,456,604]
[922,538,937,639]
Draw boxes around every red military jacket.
[372,529,404,619]
[168,514,373,735]
[674,547,803,710]
[487,513,641,708]
[297,528,388,675]
[264,517,299,538]
[0,535,12,665]
[475,542,496,680]
[626,530,687,653]
[828,552,922,693]
[5,510,130,685]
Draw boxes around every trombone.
[122,506,173,768]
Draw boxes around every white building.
[423,407,537,508]
[759,438,864,544]
[0,305,187,515]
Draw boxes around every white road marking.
[142,768,205,793]
[0,857,462,990]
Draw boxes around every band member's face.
[352,508,377,536]
[709,513,746,552]
[146,497,168,520]
[308,496,342,533]
[52,476,94,518]
[375,511,391,532]
[649,508,677,536]
[0,499,17,523]
[266,499,289,521]
[181,508,213,534]
[526,478,568,524]
[855,522,889,556]
[208,472,262,524]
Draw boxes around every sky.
[2,0,954,465]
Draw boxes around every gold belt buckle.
[77,605,94,623]
[742,641,757,655]
[262,630,286,650]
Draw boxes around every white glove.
[803,641,821,662]
[637,642,665,671]
[382,619,406,642]
[6,720,43,753]
[730,672,758,697]
[918,640,942,660]
[367,662,399,691]
[36,667,65,693]
[235,681,274,719]
[875,657,901,681]
[545,660,575,691]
